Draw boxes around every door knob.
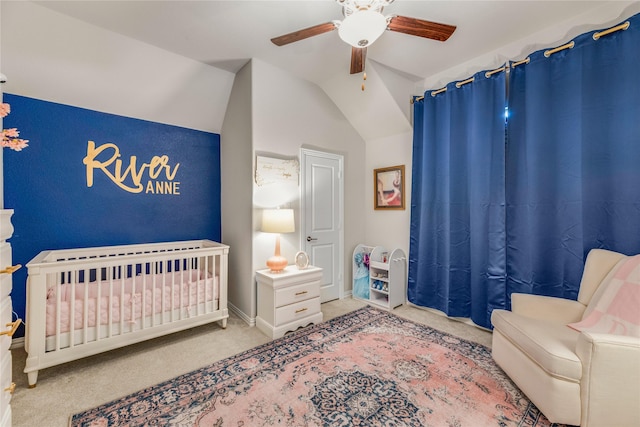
[306,236,318,242]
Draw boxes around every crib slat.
[107,274,113,339]
[132,262,138,332]
[96,273,102,343]
[69,272,76,348]
[166,259,173,323]
[184,257,190,319]
[82,268,89,345]
[119,266,125,336]
[182,259,187,320]
[210,255,222,310]
[204,255,209,314]
[141,263,147,330]
[55,272,62,352]
[177,258,182,320]
[156,261,161,326]
[195,256,201,316]
[196,256,199,314]
[150,262,156,328]
[202,255,206,313]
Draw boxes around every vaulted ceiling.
[32,1,637,140]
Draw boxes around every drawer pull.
[0,319,22,337]
[0,264,21,275]
[4,383,16,394]
[294,291,308,296]
[295,307,308,314]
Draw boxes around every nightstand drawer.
[275,297,320,327]
[274,281,320,308]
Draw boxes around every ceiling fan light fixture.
[338,10,387,48]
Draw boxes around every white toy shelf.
[352,244,406,309]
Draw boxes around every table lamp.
[261,208,295,273]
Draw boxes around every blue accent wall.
[2,94,222,337]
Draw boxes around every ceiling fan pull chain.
[362,71,367,91]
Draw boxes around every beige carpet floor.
[10,298,492,427]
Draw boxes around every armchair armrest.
[511,293,586,323]
[576,332,640,427]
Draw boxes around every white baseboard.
[10,337,24,350]
[228,301,255,327]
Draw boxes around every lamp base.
[267,255,288,273]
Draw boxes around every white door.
[300,149,343,302]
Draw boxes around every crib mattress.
[46,270,218,337]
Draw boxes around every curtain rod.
[544,20,630,57]
[485,66,506,78]
[412,20,632,103]
[512,58,530,67]
[593,21,629,40]
[409,87,446,102]
[431,87,447,97]
[544,41,575,57]
[456,77,474,88]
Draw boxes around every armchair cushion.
[576,249,626,306]
[492,310,582,381]
[511,293,586,323]
[569,254,640,337]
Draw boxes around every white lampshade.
[262,208,295,273]
[338,10,387,48]
[261,209,295,234]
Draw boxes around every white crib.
[23,240,229,387]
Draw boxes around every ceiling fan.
[271,0,456,75]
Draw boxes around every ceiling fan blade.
[271,22,337,46]
[387,15,456,42]
[350,47,367,74]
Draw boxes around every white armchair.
[491,249,640,426]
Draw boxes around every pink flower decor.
[1,102,29,151]
[0,103,10,118]
[3,128,18,138]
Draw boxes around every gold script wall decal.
[83,141,181,194]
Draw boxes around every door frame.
[300,148,345,300]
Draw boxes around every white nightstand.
[256,265,323,339]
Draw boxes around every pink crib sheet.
[46,270,218,336]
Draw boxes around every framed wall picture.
[255,155,299,186]
[374,165,405,210]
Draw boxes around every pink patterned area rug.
[71,306,565,426]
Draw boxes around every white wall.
[365,131,413,257]
[220,58,369,322]
[1,1,234,134]
[251,58,367,301]
[220,62,255,323]
[321,60,416,269]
